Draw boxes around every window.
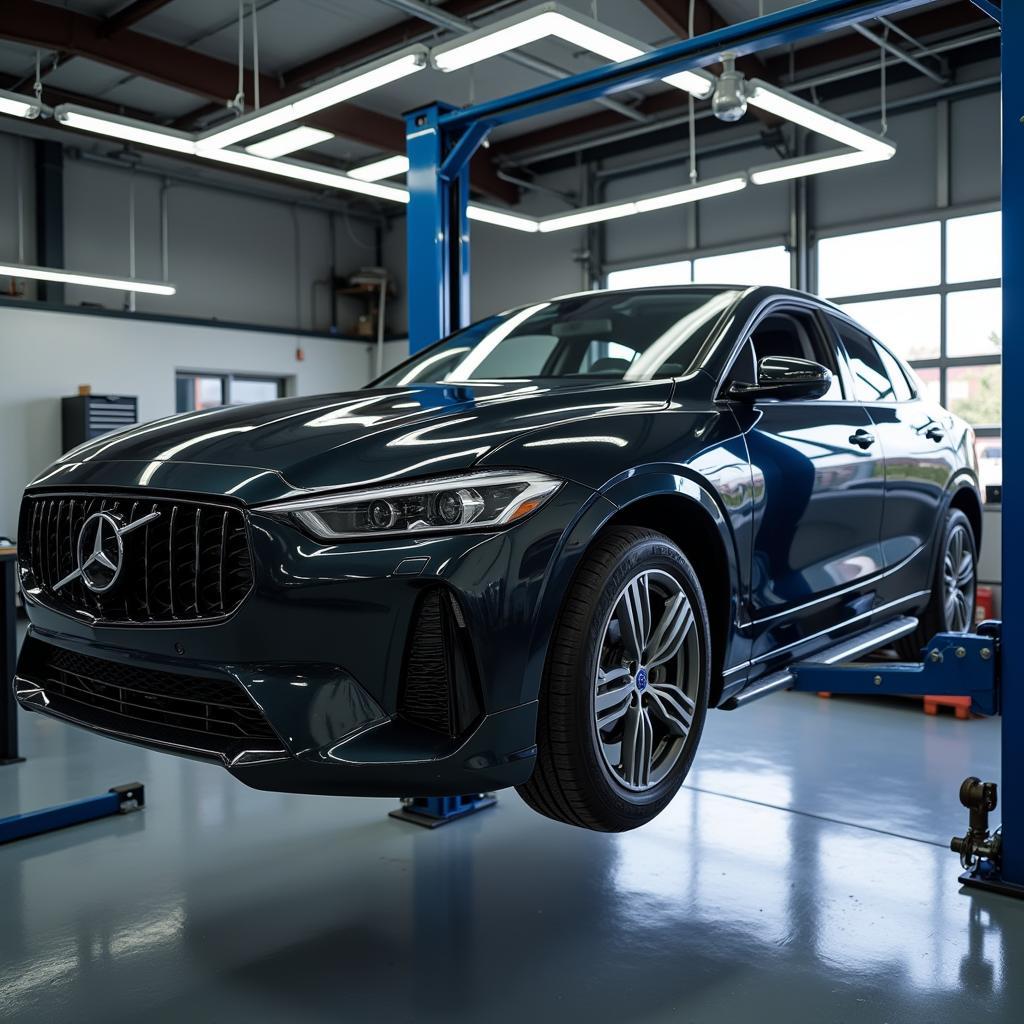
[605,245,791,292]
[692,246,791,288]
[817,222,941,298]
[832,319,899,403]
[749,309,842,400]
[607,260,692,289]
[817,209,1001,488]
[175,372,286,413]
[874,344,913,402]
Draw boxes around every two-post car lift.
[401,0,1019,891]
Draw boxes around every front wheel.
[517,527,711,831]
[895,508,977,660]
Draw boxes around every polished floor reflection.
[1,688,1020,1023]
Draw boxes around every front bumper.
[16,480,604,796]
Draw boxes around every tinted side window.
[832,318,898,402]
[874,343,913,401]
[749,309,843,400]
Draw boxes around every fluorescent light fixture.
[746,80,896,158]
[56,105,197,155]
[201,147,411,203]
[539,174,747,232]
[467,204,540,232]
[245,126,333,158]
[431,3,715,99]
[349,154,410,181]
[749,148,892,185]
[0,262,176,296]
[634,175,748,212]
[197,49,428,151]
[0,88,41,119]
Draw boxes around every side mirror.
[727,356,833,402]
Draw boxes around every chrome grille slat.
[18,493,253,626]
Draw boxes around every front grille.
[38,645,280,759]
[19,493,253,625]
[399,588,482,738]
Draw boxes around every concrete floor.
[2,651,1021,1022]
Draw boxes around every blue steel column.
[404,103,471,353]
[1000,0,1022,886]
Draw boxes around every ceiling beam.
[0,0,516,203]
[100,0,176,38]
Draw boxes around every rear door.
[725,303,886,660]
[828,314,956,588]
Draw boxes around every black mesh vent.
[19,493,253,625]
[399,588,482,738]
[37,644,280,757]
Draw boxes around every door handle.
[926,425,945,442]
[849,429,875,449]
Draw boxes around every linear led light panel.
[0,88,42,119]
[746,80,896,159]
[349,154,410,181]
[431,3,716,100]
[467,204,540,232]
[538,174,747,233]
[197,49,428,151]
[0,262,176,296]
[56,106,198,154]
[245,126,333,158]
[750,148,892,185]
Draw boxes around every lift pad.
[389,793,497,828]
[0,783,145,845]
[790,626,1000,717]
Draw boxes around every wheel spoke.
[957,554,974,588]
[617,574,652,662]
[595,667,634,728]
[621,703,654,788]
[646,684,694,737]
[647,592,694,669]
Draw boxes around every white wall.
[0,304,393,536]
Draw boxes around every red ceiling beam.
[100,0,176,38]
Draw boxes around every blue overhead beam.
[439,0,931,133]
[969,0,1001,25]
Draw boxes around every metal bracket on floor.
[389,793,497,828]
[0,782,145,845]
[789,624,1001,717]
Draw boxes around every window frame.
[813,202,1000,436]
[175,370,287,412]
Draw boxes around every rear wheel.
[517,527,710,831]
[895,508,977,660]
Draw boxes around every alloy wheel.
[943,522,975,633]
[593,569,702,792]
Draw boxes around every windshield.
[373,288,739,388]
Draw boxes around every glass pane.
[232,377,282,404]
[177,374,225,412]
[817,222,941,297]
[607,260,691,289]
[841,294,941,361]
[693,246,790,287]
[832,319,897,402]
[947,364,1001,429]
[946,212,1001,284]
[975,433,1002,491]
[947,288,1001,358]
[913,366,940,403]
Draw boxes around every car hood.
[32,380,676,500]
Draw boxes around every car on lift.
[14,285,981,831]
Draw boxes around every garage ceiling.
[0,0,996,203]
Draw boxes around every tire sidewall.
[935,508,977,632]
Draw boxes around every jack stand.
[389,793,497,828]
[0,783,144,845]
[952,777,1024,898]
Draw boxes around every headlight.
[259,470,562,541]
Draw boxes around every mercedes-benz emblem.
[53,509,161,594]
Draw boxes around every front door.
[725,305,886,661]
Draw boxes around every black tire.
[517,526,711,831]
[895,508,977,660]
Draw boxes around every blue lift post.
[405,0,1019,886]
